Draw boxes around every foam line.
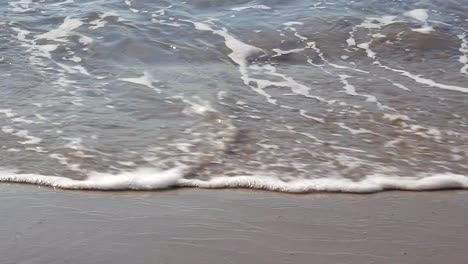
[179,174,468,193]
[281,24,368,74]
[404,9,434,33]
[380,77,411,91]
[272,47,310,57]
[458,33,468,75]
[0,167,186,190]
[335,122,378,135]
[36,16,83,41]
[356,40,468,93]
[9,0,33,12]
[231,5,271,11]
[189,21,338,105]
[89,12,118,30]
[405,9,429,23]
[308,42,369,74]
[151,5,181,27]
[119,71,160,92]
[1,168,467,193]
[188,21,278,104]
[338,75,393,110]
[0,109,16,118]
[379,63,468,93]
[358,15,400,29]
[50,0,74,7]
[1,126,42,144]
[250,64,330,103]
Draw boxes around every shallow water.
[0,0,467,192]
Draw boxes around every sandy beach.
[1,185,467,264]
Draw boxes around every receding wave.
[1,0,467,194]
[1,168,467,193]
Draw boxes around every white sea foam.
[411,26,434,34]
[12,116,38,124]
[78,35,93,45]
[1,168,467,193]
[405,9,434,34]
[355,38,468,93]
[249,64,330,103]
[405,9,429,23]
[231,5,271,11]
[36,16,83,41]
[89,12,118,30]
[346,28,357,47]
[357,42,376,59]
[66,55,82,63]
[309,3,325,10]
[272,46,310,57]
[0,109,16,118]
[458,33,468,75]
[381,77,411,91]
[346,15,400,50]
[34,44,58,58]
[182,173,468,193]
[11,27,30,41]
[338,75,394,111]
[1,126,42,145]
[336,122,377,135]
[383,113,411,122]
[379,63,468,93]
[308,42,369,73]
[299,110,325,123]
[8,0,33,12]
[177,96,217,116]
[50,0,74,7]
[55,62,90,75]
[358,15,400,29]
[0,167,186,190]
[284,21,303,27]
[151,5,182,27]
[18,16,91,81]
[372,33,386,39]
[339,75,358,95]
[119,71,160,92]
[189,21,280,104]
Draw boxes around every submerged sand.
[1,185,467,264]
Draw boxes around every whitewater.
[1,0,467,193]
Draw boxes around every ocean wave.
[1,168,467,193]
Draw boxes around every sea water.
[0,0,467,192]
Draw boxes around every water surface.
[1,0,467,192]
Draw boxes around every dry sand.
[1,184,467,264]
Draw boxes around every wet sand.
[1,185,467,264]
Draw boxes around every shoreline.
[1,184,467,264]
[2,170,468,193]
[2,181,468,194]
